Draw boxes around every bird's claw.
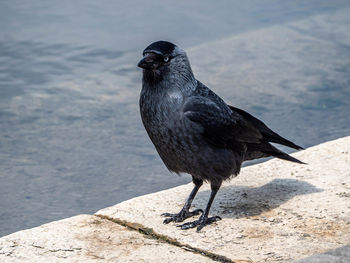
[161,208,203,224]
[177,215,222,231]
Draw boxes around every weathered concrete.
[0,215,214,262]
[0,137,350,262]
[0,139,349,263]
[97,136,350,262]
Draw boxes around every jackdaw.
[138,40,303,231]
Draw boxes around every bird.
[137,40,304,231]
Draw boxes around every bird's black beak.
[137,53,159,70]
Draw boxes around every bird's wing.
[183,96,263,148]
[228,105,303,150]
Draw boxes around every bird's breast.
[139,90,241,178]
[140,92,203,172]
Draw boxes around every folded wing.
[183,96,304,164]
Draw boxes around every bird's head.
[138,41,194,84]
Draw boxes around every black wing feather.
[182,87,303,164]
[228,105,303,150]
[183,97,263,149]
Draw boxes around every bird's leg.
[177,181,222,231]
[161,177,203,224]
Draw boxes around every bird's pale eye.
[163,56,170,63]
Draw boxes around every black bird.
[138,40,303,231]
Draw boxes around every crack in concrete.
[30,243,82,253]
[96,214,235,263]
[48,248,82,252]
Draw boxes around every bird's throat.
[143,69,163,85]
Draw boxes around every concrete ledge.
[96,136,350,262]
[0,215,214,262]
[1,137,349,262]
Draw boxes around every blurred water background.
[1,0,350,237]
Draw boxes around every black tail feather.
[263,143,306,164]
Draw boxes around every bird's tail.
[263,143,305,164]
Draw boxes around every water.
[1,0,350,237]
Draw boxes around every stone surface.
[97,136,350,262]
[0,215,214,263]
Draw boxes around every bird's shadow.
[192,178,322,219]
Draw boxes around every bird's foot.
[177,214,222,231]
[161,208,203,224]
